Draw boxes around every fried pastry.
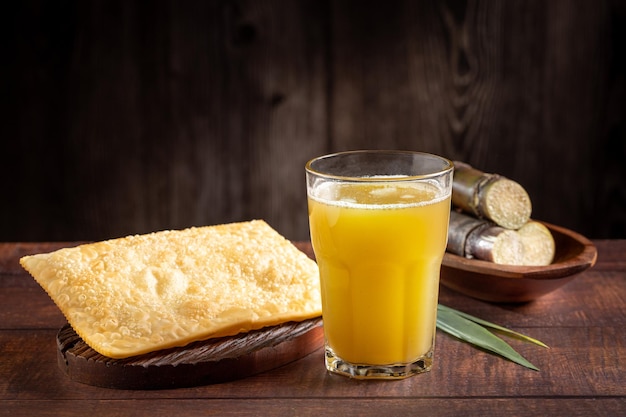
[20,220,321,359]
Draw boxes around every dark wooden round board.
[56,317,324,390]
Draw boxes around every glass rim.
[305,150,454,182]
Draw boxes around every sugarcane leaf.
[436,307,540,371]
[438,304,549,349]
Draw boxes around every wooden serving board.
[56,317,323,390]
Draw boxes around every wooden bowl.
[440,222,597,303]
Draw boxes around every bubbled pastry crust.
[20,220,322,359]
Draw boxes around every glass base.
[324,345,433,380]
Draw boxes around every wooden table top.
[1,240,624,417]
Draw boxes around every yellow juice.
[308,181,450,365]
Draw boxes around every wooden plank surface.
[1,325,623,399]
[2,398,624,417]
[1,0,625,243]
[1,240,625,416]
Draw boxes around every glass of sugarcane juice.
[306,151,453,379]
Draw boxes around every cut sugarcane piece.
[448,211,524,265]
[518,220,555,266]
[452,161,532,230]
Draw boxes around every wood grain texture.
[329,0,626,238]
[56,318,323,389]
[1,325,624,399]
[1,399,623,417]
[1,0,328,242]
[1,240,625,416]
[1,0,624,244]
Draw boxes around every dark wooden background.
[2,0,625,242]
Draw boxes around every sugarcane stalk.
[448,211,556,266]
[447,211,524,265]
[452,161,532,230]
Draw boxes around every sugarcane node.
[474,173,502,218]
[447,210,484,256]
[447,211,521,264]
[467,225,524,265]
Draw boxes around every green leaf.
[436,306,540,371]
[437,304,549,349]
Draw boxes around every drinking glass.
[306,150,453,379]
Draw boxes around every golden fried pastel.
[20,220,321,358]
